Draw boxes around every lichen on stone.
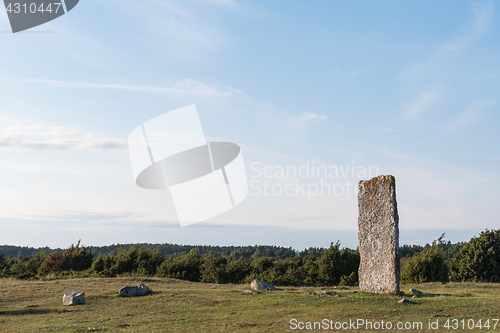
[358,175,400,295]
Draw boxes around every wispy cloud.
[113,0,227,56]
[0,126,127,151]
[447,110,477,133]
[436,1,494,56]
[405,2,494,80]
[285,112,328,132]
[405,89,441,119]
[0,7,7,24]
[400,2,495,120]
[25,212,142,222]
[461,160,500,164]
[446,101,493,133]
[18,78,242,97]
[286,215,335,221]
[194,0,239,6]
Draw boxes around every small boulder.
[63,291,85,306]
[322,291,336,295]
[398,298,411,304]
[243,290,258,295]
[307,291,316,295]
[409,288,421,294]
[250,279,276,291]
[120,284,150,297]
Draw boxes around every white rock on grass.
[63,291,86,306]
[243,290,258,295]
[250,279,276,291]
[119,284,151,297]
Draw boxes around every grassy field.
[0,277,499,332]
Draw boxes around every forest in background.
[1,230,498,287]
[0,238,465,260]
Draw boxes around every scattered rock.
[243,290,258,295]
[119,284,151,297]
[63,291,86,305]
[399,291,405,296]
[322,291,336,295]
[412,295,418,299]
[250,279,276,291]
[409,288,421,294]
[351,291,358,294]
[307,291,316,295]
[320,294,326,298]
[398,298,411,304]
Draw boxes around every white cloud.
[286,112,328,132]
[18,78,242,97]
[0,126,127,151]
[405,89,441,119]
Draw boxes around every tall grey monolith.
[358,175,399,294]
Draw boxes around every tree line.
[1,230,499,285]
[0,244,298,260]
[0,241,359,286]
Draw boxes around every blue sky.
[0,0,498,250]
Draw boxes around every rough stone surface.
[398,298,411,304]
[409,288,421,294]
[250,279,276,291]
[243,290,258,295]
[358,175,400,295]
[63,291,85,305]
[119,284,150,297]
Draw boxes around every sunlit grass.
[0,277,498,332]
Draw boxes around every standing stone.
[358,175,399,295]
[63,291,86,305]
